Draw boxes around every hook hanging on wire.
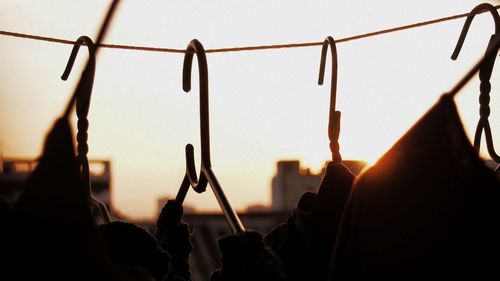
[318,36,342,164]
[175,39,245,234]
[451,3,500,166]
[62,36,95,119]
[62,36,96,119]
[62,0,120,117]
[61,36,111,223]
[451,3,499,60]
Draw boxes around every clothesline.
[1,4,499,54]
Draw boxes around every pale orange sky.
[1,0,499,220]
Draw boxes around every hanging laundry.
[210,231,287,281]
[13,118,90,227]
[7,118,119,280]
[156,199,193,281]
[0,195,10,231]
[98,221,171,281]
[5,115,172,281]
[266,161,354,281]
[330,95,500,280]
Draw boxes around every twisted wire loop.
[473,34,500,163]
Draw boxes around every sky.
[1,0,499,220]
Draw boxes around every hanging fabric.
[329,29,500,281]
[155,199,193,281]
[210,231,287,281]
[97,220,171,281]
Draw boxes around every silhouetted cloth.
[98,221,171,281]
[0,195,11,221]
[14,118,90,227]
[7,118,121,281]
[265,162,354,281]
[0,195,11,231]
[330,95,500,280]
[0,195,11,265]
[210,231,287,281]
[156,200,193,281]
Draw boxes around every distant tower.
[271,160,321,211]
[271,159,368,211]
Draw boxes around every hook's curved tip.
[61,66,72,80]
[450,3,499,61]
[318,36,336,87]
[182,44,195,94]
[451,47,461,60]
[317,52,327,86]
[60,60,74,81]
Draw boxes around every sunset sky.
[1,0,499,220]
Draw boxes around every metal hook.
[62,36,96,119]
[61,36,95,80]
[175,39,245,234]
[451,3,499,61]
[318,36,342,163]
[182,39,210,193]
[451,3,500,163]
[61,36,110,223]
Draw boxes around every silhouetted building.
[245,203,271,213]
[0,157,113,211]
[271,160,367,211]
[271,160,321,211]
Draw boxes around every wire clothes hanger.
[175,39,245,234]
[318,36,342,164]
[59,0,120,223]
[61,36,111,223]
[451,3,500,169]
